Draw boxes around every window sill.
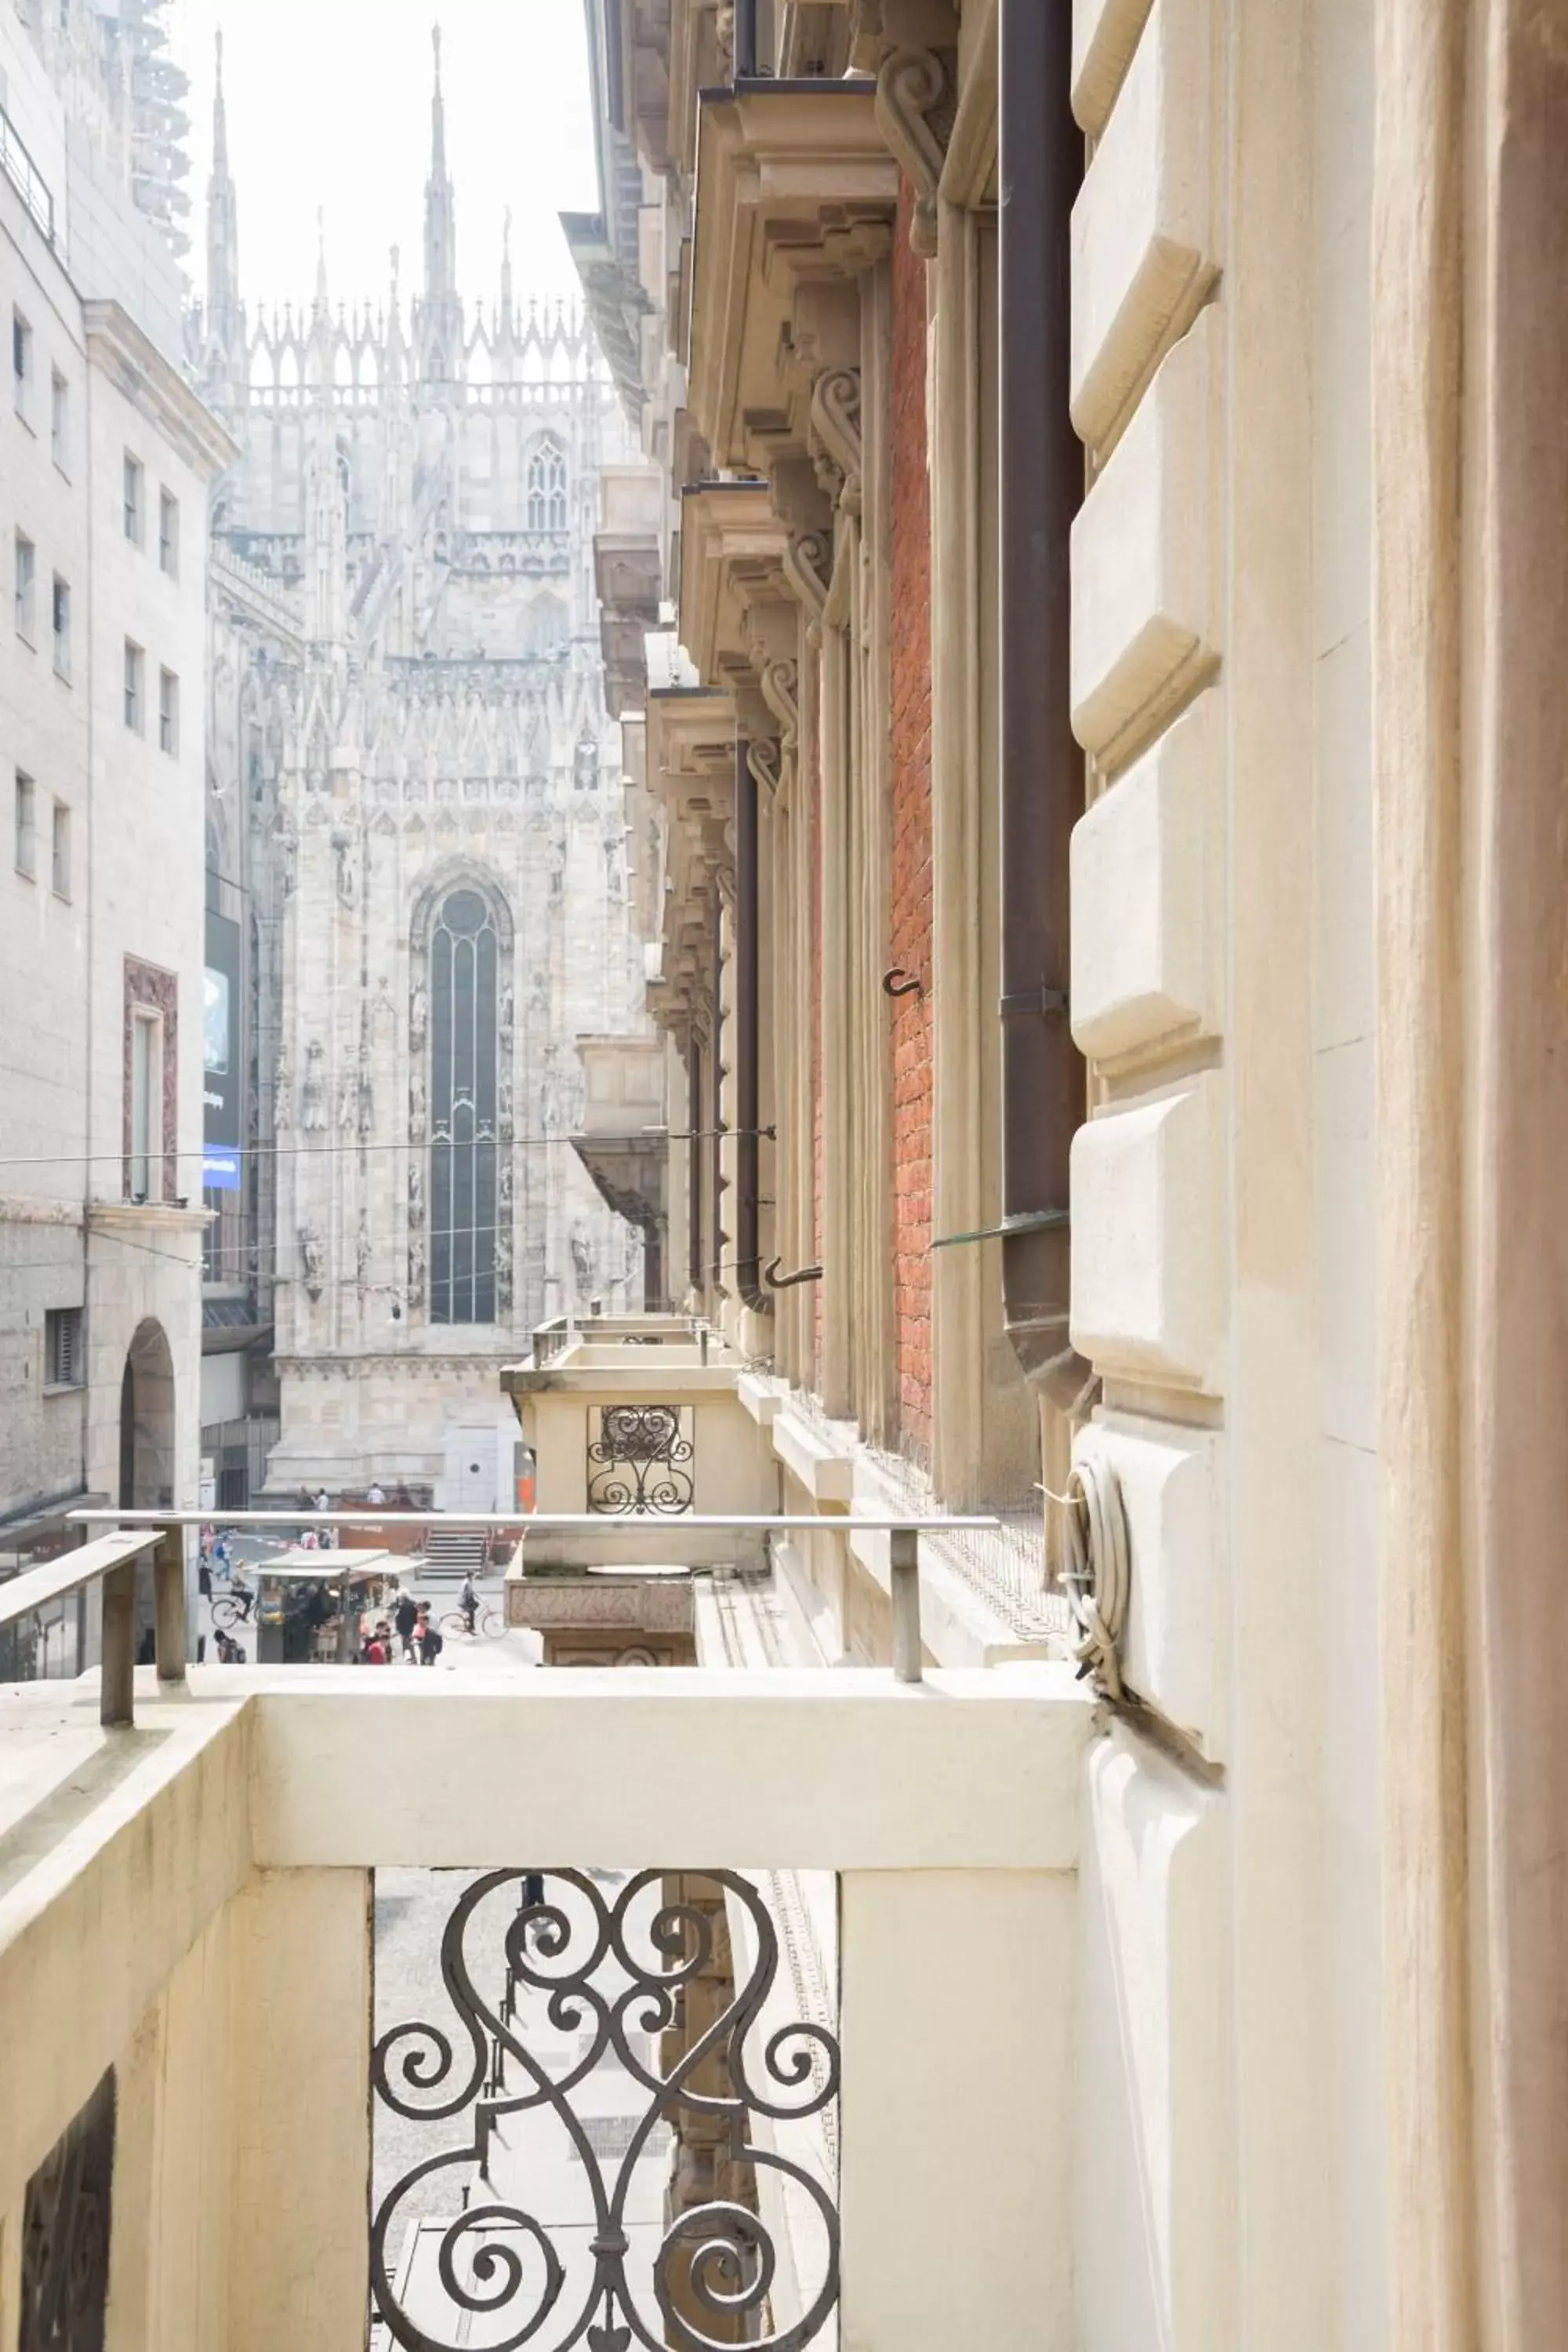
[14,864,36,883]
[42,1381,84,1398]
[16,628,35,651]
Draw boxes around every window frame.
[525,436,570,535]
[50,368,68,473]
[123,451,144,546]
[158,488,179,579]
[45,1306,84,1390]
[14,530,35,641]
[12,307,33,421]
[129,1007,163,1203]
[52,575,71,681]
[158,666,179,756]
[14,770,37,880]
[50,798,70,900]
[426,883,505,1327]
[124,639,144,733]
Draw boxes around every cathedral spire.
[430,24,447,178]
[205,27,241,372]
[213,27,229,175]
[421,22,462,382]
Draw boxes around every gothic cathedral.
[192,33,646,1508]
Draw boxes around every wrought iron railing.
[370,1868,839,2352]
[0,103,55,247]
[586,1405,695,1516]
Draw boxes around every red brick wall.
[888,181,935,1457]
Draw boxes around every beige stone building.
[2,2,1566,2348]
[543,0,1568,2341]
[0,3,230,1657]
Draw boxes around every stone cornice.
[677,481,793,692]
[84,302,239,481]
[644,686,736,1035]
[688,82,899,472]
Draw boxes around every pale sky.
[168,0,601,318]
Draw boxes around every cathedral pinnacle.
[430,24,448,178]
[213,27,228,172]
[205,24,241,376]
[422,22,460,379]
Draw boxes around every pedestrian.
[366,1479,386,1507]
[459,1570,478,1637]
[394,1588,419,1663]
[416,1602,442,1667]
[198,1548,212,1602]
[300,1527,319,1552]
[364,1627,388,1666]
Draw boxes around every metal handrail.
[71,1508,1005,1685]
[71,1509,1000,1534]
[5,1526,183,1724]
[0,103,56,247]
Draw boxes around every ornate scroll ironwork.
[586,1405,695,1516]
[20,2069,115,2352]
[370,1870,840,2352]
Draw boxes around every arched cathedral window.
[526,436,568,533]
[430,885,502,1323]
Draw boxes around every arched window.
[526,435,568,533]
[430,885,502,1323]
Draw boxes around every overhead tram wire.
[0,1123,773,1174]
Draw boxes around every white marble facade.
[193,38,645,1505]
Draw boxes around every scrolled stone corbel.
[746,738,782,796]
[783,531,833,641]
[760,657,800,751]
[810,367,863,515]
[876,48,950,258]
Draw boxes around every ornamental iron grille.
[586,1406,695,1516]
[430,886,501,1326]
[369,1869,840,2352]
[20,2067,115,2352]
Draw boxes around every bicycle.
[210,1584,256,1634]
[439,1604,506,1642]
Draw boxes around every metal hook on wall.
[764,1257,824,1289]
[881,967,924,1000]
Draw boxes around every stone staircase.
[420,1526,490,1580]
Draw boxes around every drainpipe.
[711,894,727,1295]
[735,739,768,1312]
[734,0,759,79]
[997,0,1090,1409]
[686,1033,703,1298]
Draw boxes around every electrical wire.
[0,1123,771,1172]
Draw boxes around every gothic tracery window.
[430,885,502,1324]
[526,434,568,533]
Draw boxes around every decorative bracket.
[759,655,800,751]
[876,49,952,257]
[809,367,864,515]
[746,738,783,796]
[783,531,833,639]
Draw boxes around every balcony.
[0,101,56,248]
[1,1507,1088,2352]
[504,1323,1072,1669]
